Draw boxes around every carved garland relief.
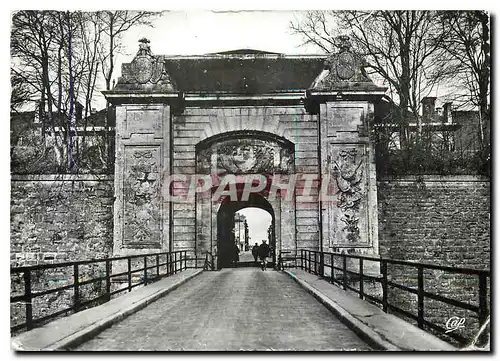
[329,145,368,246]
[123,146,162,248]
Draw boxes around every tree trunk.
[477,11,490,152]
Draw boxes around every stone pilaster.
[103,39,179,256]
[112,104,171,256]
[319,101,379,256]
[306,36,386,268]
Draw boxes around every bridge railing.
[203,251,215,271]
[10,250,198,333]
[277,251,297,270]
[296,249,490,345]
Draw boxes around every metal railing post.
[342,255,347,290]
[320,252,324,277]
[174,252,178,274]
[105,260,111,301]
[156,254,160,278]
[24,270,33,331]
[478,272,488,326]
[331,253,334,284]
[359,258,364,299]
[300,250,303,270]
[127,258,132,292]
[417,265,424,328]
[143,256,147,285]
[73,264,80,312]
[381,260,388,313]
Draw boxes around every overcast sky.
[236,208,272,246]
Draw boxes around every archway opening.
[235,207,273,264]
[216,193,276,269]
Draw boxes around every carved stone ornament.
[332,148,364,243]
[336,51,356,80]
[335,35,356,80]
[123,147,161,246]
[125,38,174,85]
[197,137,294,175]
[131,56,154,84]
[309,35,378,91]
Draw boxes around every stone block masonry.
[378,176,490,269]
[377,175,490,344]
[11,174,114,266]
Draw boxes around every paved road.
[238,250,255,262]
[75,268,371,351]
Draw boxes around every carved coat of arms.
[129,38,171,84]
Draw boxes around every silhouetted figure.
[251,243,259,264]
[229,231,239,267]
[231,242,240,267]
[258,240,270,271]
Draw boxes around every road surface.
[75,268,371,351]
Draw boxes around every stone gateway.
[104,38,386,270]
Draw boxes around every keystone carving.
[197,138,294,174]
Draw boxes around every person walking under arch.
[251,243,259,265]
[258,240,270,271]
[230,231,239,267]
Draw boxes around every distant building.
[374,95,488,154]
[10,103,114,174]
[233,213,248,252]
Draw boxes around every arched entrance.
[195,130,295,267]
[216,193,276,269]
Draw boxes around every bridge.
[10,250,489,351]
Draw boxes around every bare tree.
[432,11,490,152]
[96,10,158,166]
[291,11,447,143]
[11,11,111,173]
[10,70,36,113]
[97,11,157,91]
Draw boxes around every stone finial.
[335,35,352,52]
[137,38,152,57]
